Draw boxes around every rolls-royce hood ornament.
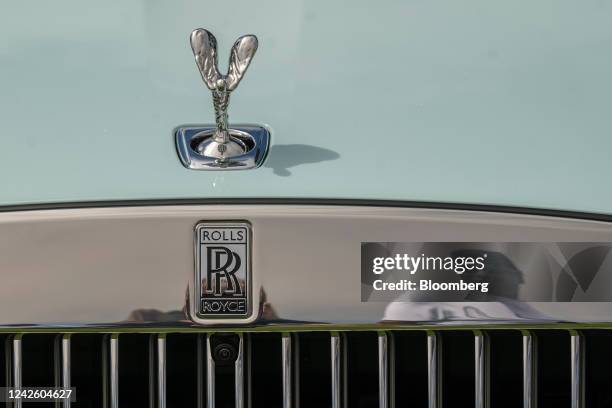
[175,28,270,171]
[190,29,257,158]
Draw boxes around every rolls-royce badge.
[195,222,252,319]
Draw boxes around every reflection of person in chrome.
[382,247,549,323]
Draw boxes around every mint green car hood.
[1,1,611,214]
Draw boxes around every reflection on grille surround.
[1,328,604,408]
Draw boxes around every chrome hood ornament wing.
[189,29,258,159]
[190,29,258,92]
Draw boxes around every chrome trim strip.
[427,331,441,408]
[570,331,585,408]
[331,332,342,408]
[474,330,489,408]
[206,334,215,408]
[522,331,537,408]
[378,332,388,408]
[110,334,119,408]
[158,334,167,408]
[2,199,610,223]
[235,333,245,408]
[282,333,292,408]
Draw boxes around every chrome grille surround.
[0,204,611,328]
[0,203,611,405]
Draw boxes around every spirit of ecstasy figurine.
[190,28,258,160]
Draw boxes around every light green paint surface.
[1,1,611,213]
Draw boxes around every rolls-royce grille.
[1,329,610,407]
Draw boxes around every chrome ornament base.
[175,125,270,170]
[196,133,249,159]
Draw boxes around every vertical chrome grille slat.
[522,330,537,408]
[54,334,71,408]
[570,330,585,408]
[9,334,23,408]
[206,334,215,408]
[13,335,23,391]
[235,333,245,408]
[427,331,441,408]
[110,334,119,408]
[474,330,489,408]
[62,335,71,401]
[378,332,388,408]
[342,333,348,408]
[330,332,343,408]
[158,334,167,408]
[282,333,292,408]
